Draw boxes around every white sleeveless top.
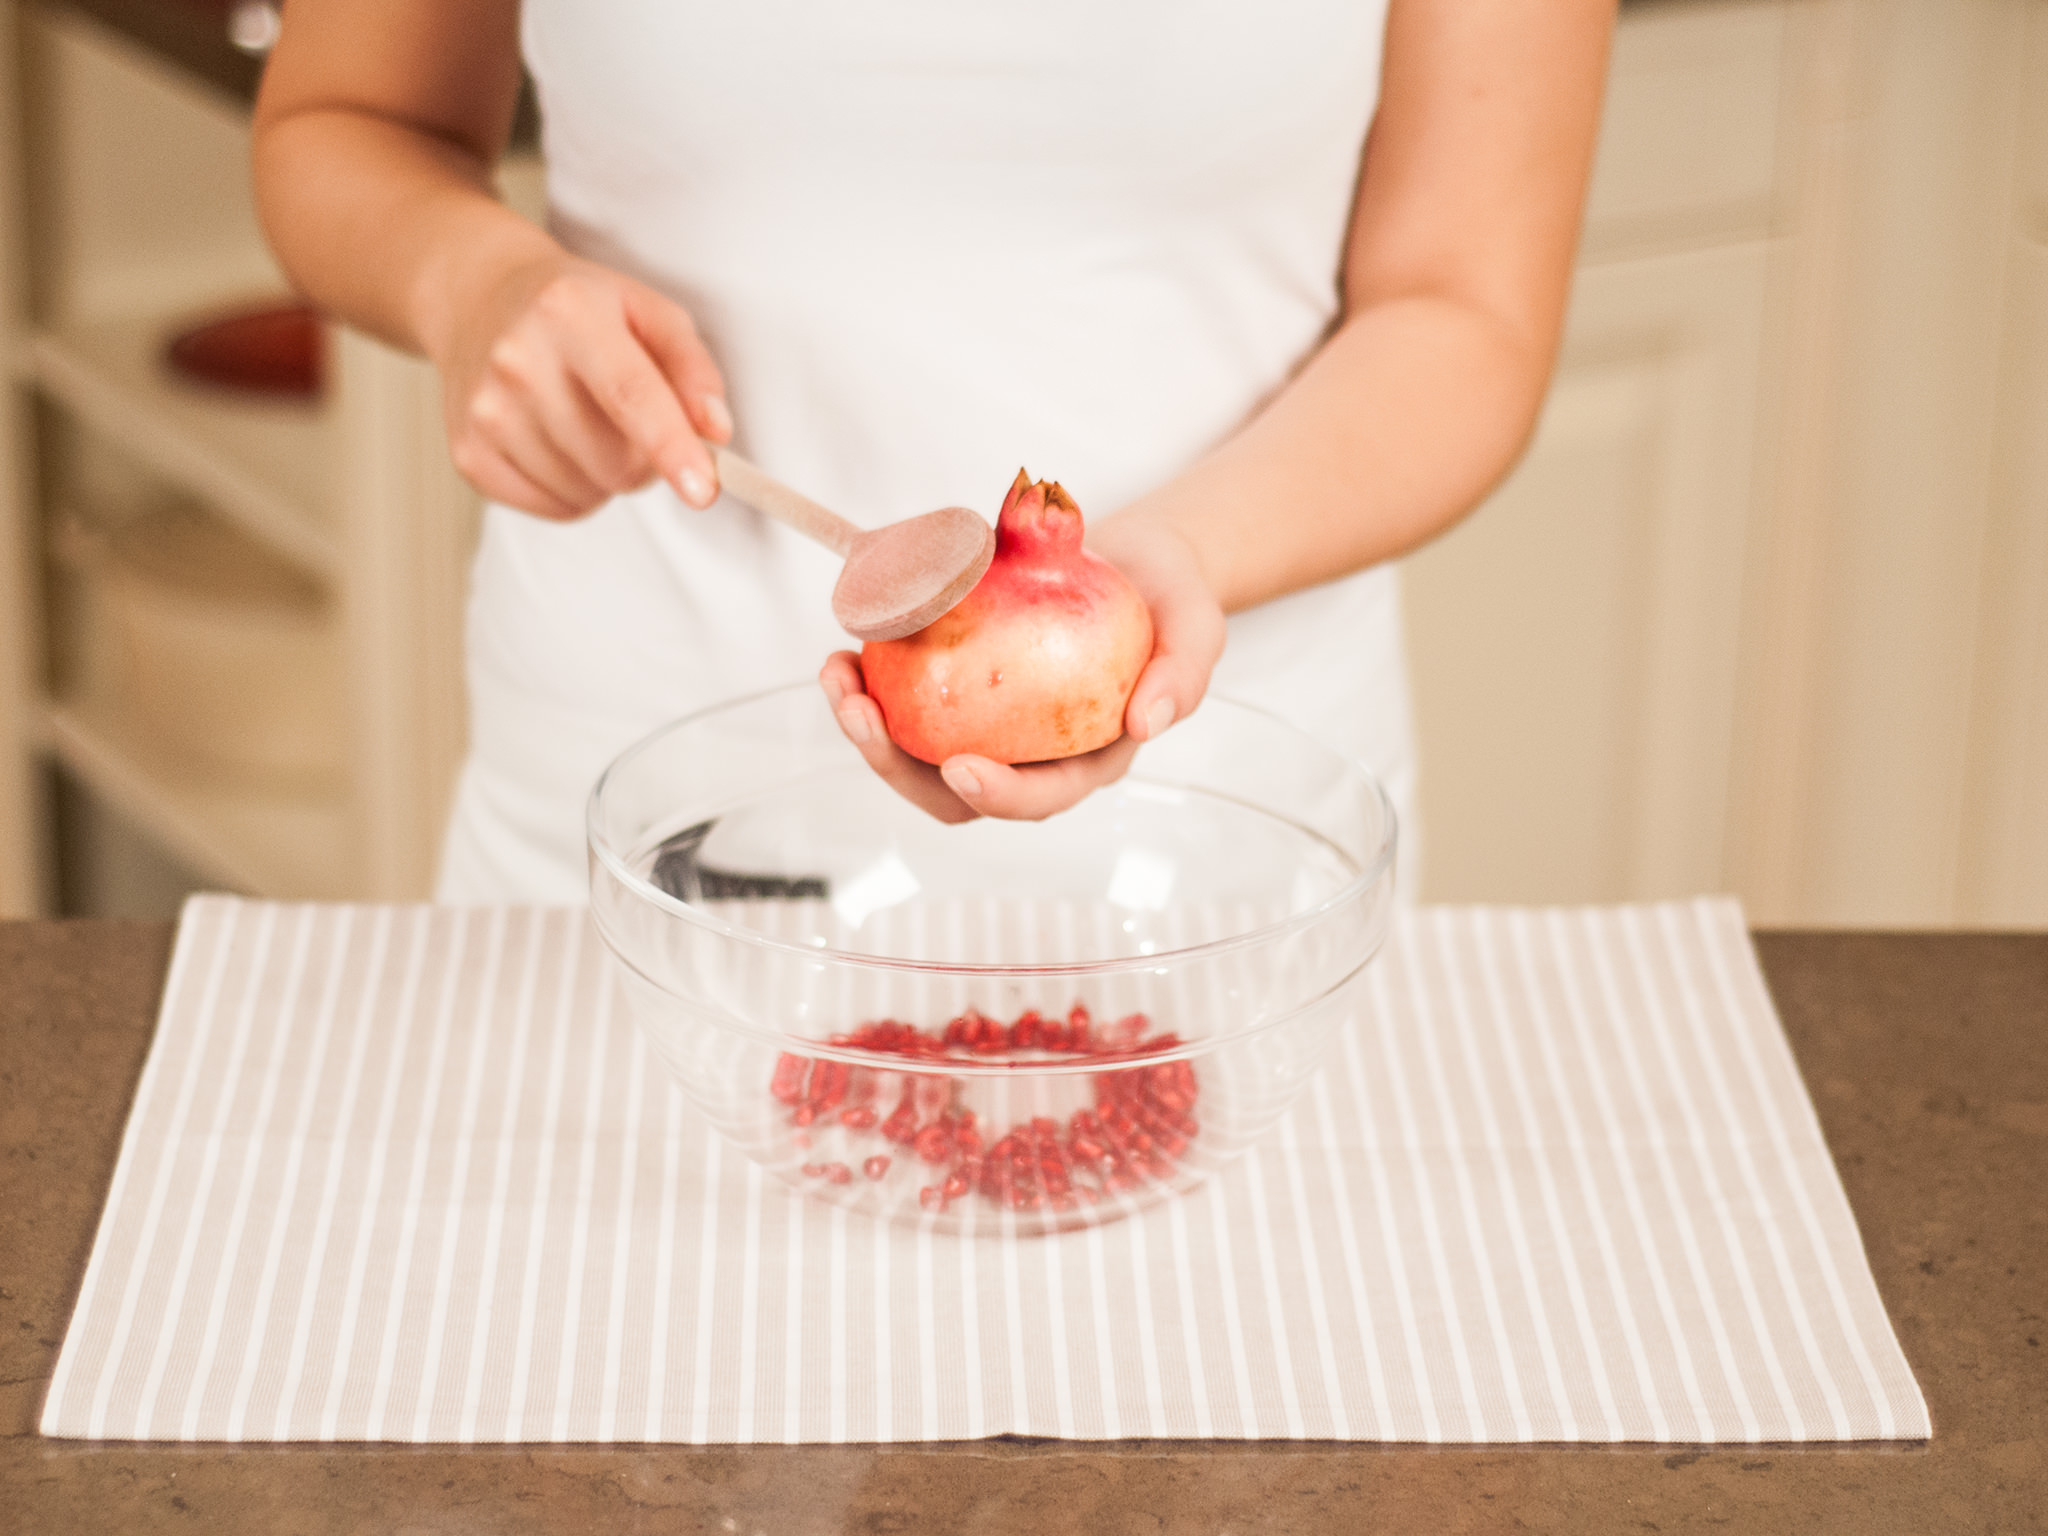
[438,0,1418,902]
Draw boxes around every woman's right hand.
[430,250,734,520]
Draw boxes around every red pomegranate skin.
[861,470,1153,766]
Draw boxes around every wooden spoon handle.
[713,448,863,558]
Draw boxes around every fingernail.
[821,676,845,709]
[941,762,981,799]
[836,703,871,745]
[702,396,734,439]
[678,468,713,507]
[1143,696,1175,740]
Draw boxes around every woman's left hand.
[818,511,1226,823]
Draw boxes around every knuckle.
[466,384,513,434]
[628,279,695,332]
[487,333,538,385]
[599,368,666,426]
[532,273,589,324]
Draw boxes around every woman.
[252,0,1612,902]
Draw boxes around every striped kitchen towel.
[40,896,1927,1443]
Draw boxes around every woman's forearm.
[250,0,555,362]
[252,108,560,362]
[1118,292,1551,614]
[251,4,730,519]
[1121,0,1611,615]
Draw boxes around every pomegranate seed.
[771,1054,810,1104]
[767,1000,1201,1218]
[881,1081,919,1143]
[817,1061,851,1110]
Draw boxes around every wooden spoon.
[713,449,995,641]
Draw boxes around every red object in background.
[164,301,324,399]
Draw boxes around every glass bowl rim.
[586,679,1400,979]
[597,918,1386,1068]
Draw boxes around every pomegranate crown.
[994,467,1084,556]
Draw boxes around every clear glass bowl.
[588,683,1397,1235]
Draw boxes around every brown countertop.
[2,921,2043,1533]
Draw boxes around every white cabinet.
[1403,0,2048,925]
[1405,240,1772,902]
[1958,5,2048,925]
[1403,0,1789,905]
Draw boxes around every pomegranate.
[860,469,1153,765]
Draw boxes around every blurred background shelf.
[22,311,339,574]
[1,0,488,914]
[34,691,351,896]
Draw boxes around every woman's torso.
[441,0,1415,901]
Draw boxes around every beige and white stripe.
[41,896,1928,1442]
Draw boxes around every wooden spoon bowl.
[713,450,993,642]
